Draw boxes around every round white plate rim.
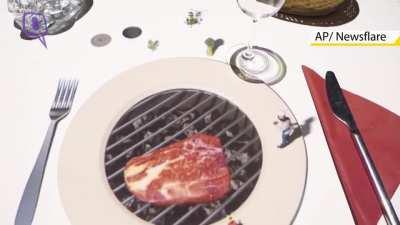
[58,57,307,225]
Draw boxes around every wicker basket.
[282,0,345,16]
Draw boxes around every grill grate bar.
[131,196,151,214]
[105,94,215,166]
[149,205,176,223]
[111,91,182,135]
[237,136,259,153]
[107,167,124,181]
[134,203,151,214]
[172,204,203,225]
[216,115,246,137]
[122,195,134,205]
[106,92,200,152]
[171,145,261,225]
[232,150,262,177]
[117,93,159,118]
[142,100,226,155]
[112,182,126,193]
[222,125,253,148]
[198,171,261,225]
[199,108,238,133]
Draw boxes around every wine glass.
[233,0,286,84]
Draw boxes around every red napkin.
[302,66,400,225]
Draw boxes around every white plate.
[58,58,307,225]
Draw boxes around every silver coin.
[91,33,112,47]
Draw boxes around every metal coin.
[91,33,112,47]
[122,26,142,39]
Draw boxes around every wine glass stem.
[243,19,257,61]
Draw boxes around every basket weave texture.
[282,0,345,16]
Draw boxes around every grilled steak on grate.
[124,133,231,206]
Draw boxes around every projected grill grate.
[104,89,263,225]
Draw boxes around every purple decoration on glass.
[22,12,48,48]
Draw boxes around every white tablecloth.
[1,0,400,224]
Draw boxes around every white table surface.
[1,0,400,225]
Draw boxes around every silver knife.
[325,71,399,225]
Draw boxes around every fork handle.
[15,120,58,225]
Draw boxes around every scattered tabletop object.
[275,0,359,27]
[122,26,142,39]
[303,66,400,225]
[15,80,78,225]
[185,10,203,26]
[204,38,224,56]
[91,33,112,47]
[230,46,287,85]
[325,71,400,225]
[147,39,159,51]
[8,0,93,36]
[281,0,345,16]
[273,113,296,148]
[18,12,48,48]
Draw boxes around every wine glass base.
[239,50,270,75]
[230,46,287,85]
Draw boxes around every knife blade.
[325,71,399,225]
[325,71,359,133]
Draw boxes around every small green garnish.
[148,40,159,51]
[204,38,224,56]
[185,10,203,26]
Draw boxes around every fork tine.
[62,80,73,109]
[57,80,69,109]
[56,80,67,109]
[52,80,63,109]
[51,79,79,111]
[67,80,79,109]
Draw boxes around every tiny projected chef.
[273,112,295,148]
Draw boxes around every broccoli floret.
[205,38,224,56]
[205,38,216,56]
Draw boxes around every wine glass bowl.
[237,0,286,21]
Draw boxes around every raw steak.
[124,133,231,206]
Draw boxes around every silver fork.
[15,79,79,225]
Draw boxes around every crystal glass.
[8,0,84,34]
[8,0,37,13]
[234,0,286,80]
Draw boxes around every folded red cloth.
[302,66,400,225]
